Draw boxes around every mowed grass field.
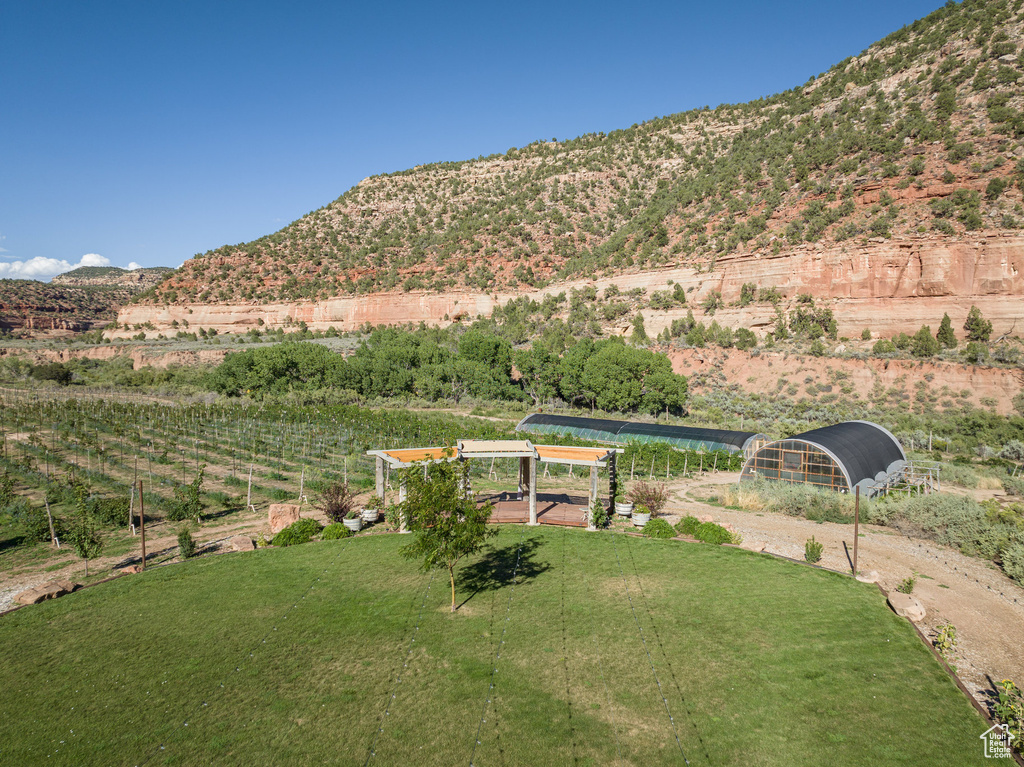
[0,527,990,766]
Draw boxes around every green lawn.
[0,527,990,766]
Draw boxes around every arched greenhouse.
[515,413,768,459]
[740,420,907,495]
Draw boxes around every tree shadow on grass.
[457,537,549,609]
[0,534,26,556]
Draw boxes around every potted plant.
[614,484,633,516]
[343,509,363,532]
[628,481,667,518]
[631,503,651,527]
[362,494,383,523]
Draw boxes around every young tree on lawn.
[400,456,495,612]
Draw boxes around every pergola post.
[528,455,538,525]
[587,465,598,531]
[398,475,408,533]
[517,456,526,501]
[608,453,617,511]
[375,456,385,503]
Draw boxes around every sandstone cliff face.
[0,345,230,370]
[113,234,1024,342]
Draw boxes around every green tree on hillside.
[936,313,958,348]
[964,306,993,342]
[912,325,940,358]
[631,312,649,344]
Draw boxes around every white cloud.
[127,261,142,270]
[0,253,111,281]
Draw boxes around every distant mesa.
[51,265,174,289]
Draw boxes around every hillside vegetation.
[144,0,1024,306]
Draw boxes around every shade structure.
[740,420,907,495]
[367,440,620,530]
[516,413,767,457]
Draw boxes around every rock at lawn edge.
[14,580,79,606]
[268,504,300,534]
[231,535,255,552]
[888,591,926,622]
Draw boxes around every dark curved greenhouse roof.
[787,420,906,489]
[515,413,765,455]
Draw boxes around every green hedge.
[272,518,323,547]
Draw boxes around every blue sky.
[1,0,946,280]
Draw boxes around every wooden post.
[375,456,385,501]
[588,465,598,531]
[128,482,136,535]
[398,476,408,533]
[683,456,688,478]
[45,499,59,548]
[139,480,146,571]
[853,486,860,577]
[299,467,305,504]
[246,463,253,511]
[528,456,538,526]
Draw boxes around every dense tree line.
[208,328,688,415]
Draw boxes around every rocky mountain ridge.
[126,0,1024,345]
[112,232,1024,341]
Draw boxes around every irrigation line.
[567,531,622,762]
[363,569,437,765]
[558,527,580,766]
[133,539,352,767]
[468,524,529,767]
[622,534,712,764]
[269,538,395,754]
[610,533,690,765]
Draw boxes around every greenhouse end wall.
[741,439,851,492]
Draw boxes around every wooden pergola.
[366,440,621,530]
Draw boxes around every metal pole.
[139,480,146,570]
[853,486,860,577]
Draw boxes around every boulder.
[856,569,880,583]
[15,588,45,606]
[120,564,143,575]
[739,539,767,553]
[14,581,70,606]
[887,591,926,622]
[268,504,300,534]
[231,535,255,552]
